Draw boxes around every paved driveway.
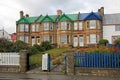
[0,73,120,80]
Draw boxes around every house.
[0,29,11,40]
[10,33,16,42]
[16,7,104,47]
[103,13,120,44]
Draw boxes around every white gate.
[0,53,20,65]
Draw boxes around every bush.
[11,40,29,52]
[33,44,45,52]
[114,38,120,46]
[99,39,109,46]
[28,46,39,55]
[41,41,53,50]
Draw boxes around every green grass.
[29,47,69,69]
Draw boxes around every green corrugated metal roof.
[16,14,78,24]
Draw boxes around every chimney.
[98,7,104,17]
[57,9,62,15]
[78,12,80,19]
[20,11,24,18]
[25,14,29,18]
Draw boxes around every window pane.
[25,36,28,43]
[32,37,35,46]
[61,22,67,30]
[44,23,49,30]
[36,24,40,32]
[79,22,82,30]
[19,36,24,41]
[32,24,35,32]
[90,34,96,44]
[61,35,67,44]
[50,23,53,30]
[44,35,49,41]
[50,36,53,43]
[90,20,96,29]
[36,36,40,45]
[20,24,24,32]
[86,21,89,29]
[74,22,77,30]
[25,24,29,32]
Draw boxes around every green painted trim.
[40,15,54,22]
[58,14,72,21]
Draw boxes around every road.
[0,73,120,80]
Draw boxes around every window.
[86,21,89,29]
[50,36,53,43]
[115,26,120,31]
[19,24,24,32]
[31,37,35,46]
[44,35,49,41]
[25,24,29,32]
[90,20,96,29]
[19,36,24,41]
[67,22,71,30]
[79,22,83,30]
[25,36,28,43]
[50,23,53,31]
[36,24,40,32]
[61,22,67,30]
[61,35,67,44]
[67,35,70,44]
[36,36,40,45]
[90,34,96,44]
[32,24,35,32]
[74,22,78,30]
[97,35,100,43]
[44,23,49,30]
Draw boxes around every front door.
[73,36,78,47]
[79,36,84,47]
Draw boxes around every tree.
[99,39,109,46]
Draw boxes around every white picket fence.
[0,53,20,65]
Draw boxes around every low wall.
[0,65,20,72]
[75,67,120,76]
[0,50,28,73]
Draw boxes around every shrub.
[33,44,45,52]
[99,39,109,46]
[41,41,53,50]
[114,38,120,46]
[28,46,39,55]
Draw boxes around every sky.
[0,0,120,34]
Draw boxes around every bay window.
[61,35,67,44]
[32,24,35,32]
[90,20,96,29]
[79,22,83,30]
[44,35,49,41]
[36,24,40,32]
[74,22,78,30]
[19,24,24,32]
[90,34,96,44]
[61,22,67,30]
[44,23,49,30]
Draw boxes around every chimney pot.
[57,9,62,15]
[20,11,24,18]
[26,14,29,17]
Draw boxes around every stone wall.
[0,50,28,73]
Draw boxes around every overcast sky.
[0,0,120,34]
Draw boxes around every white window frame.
[44,23,49,30]
[19,36,24,42]
[61,35,67,44]
[19,24,24,32]
[61,22,67,30]
[25,24,29,32]
[44,35,49,41]
[74,22,78,30]
[90,20,96,29]
[50,23,53,31]
[36,37,40,45]
[79,22,83,30]
[32,24,35,32]
[36,24,40,32]
[32,37,35,46]
[90,34,96,44]
[25,36,28,43]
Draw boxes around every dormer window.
[90,20,96,29]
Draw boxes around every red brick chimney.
[57,9,62,15]
[20,11,24,18]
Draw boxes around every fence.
[0,53,20,66]
[74,52,120,68]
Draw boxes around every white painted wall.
[103,25,120,44]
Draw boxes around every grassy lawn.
[29,47,69,69]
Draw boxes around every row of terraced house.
[16,7,120,47]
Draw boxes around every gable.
[58,14,72,21]
[16,17,29,24]
[83,12,102,20]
